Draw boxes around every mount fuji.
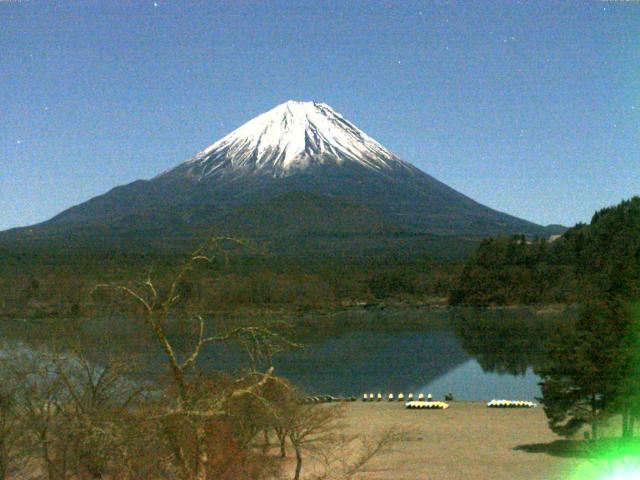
[1,101,562,258]
[162,101,412,179]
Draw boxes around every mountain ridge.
[0,100,564,258]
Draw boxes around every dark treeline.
[449,196,640,306]
[0,248,462,317]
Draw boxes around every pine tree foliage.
[450,196,640,306]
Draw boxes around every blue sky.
[1,0,638,231]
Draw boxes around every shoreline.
[0,300,575,322]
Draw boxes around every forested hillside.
[449,197,640,306]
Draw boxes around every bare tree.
[9,345,151,480]
[310,427,408,480]
[93,237,299,480]
[278,400,407,480]
[3,236,405,480]
[0,348,29,480]
[288,404,345,480]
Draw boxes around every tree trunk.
[262,430,270,454]
[277,431,287,458]
[0,430,11,480]
[279,437,287,458]
[164,429,191,480]
[622,409,630,438]
[42,434,59,480]
[293,444,302,480]
[591,394,598,440]
[195,426,209,480]
[0,437,7,480]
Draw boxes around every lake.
[264,330,542,400]
[0,306,574,401]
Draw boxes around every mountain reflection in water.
[0,307,574,400]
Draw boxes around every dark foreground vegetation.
[0,239,405,480]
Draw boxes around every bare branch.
[180,315,205,370]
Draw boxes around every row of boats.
[402,399,536,410]
[302,395,537,409]
[361,394,537,409]
[362,393,434,402]
[486,399,536,408]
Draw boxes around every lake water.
[262,330,542,401]
[0,307,572,401]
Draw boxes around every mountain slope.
[0,100,559,257]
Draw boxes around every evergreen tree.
[449,196,640,306]
[537,300,631,439]
[609,302,640,438]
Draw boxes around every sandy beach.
[321,401,581,480]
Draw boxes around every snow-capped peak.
[165,101,411,179]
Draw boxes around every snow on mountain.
[162,100,413,179]
[0,99,556,250]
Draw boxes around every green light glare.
[566,440,640,480]
[565,303,640,480]
[601,467,640,480]
[603,473,640,480]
